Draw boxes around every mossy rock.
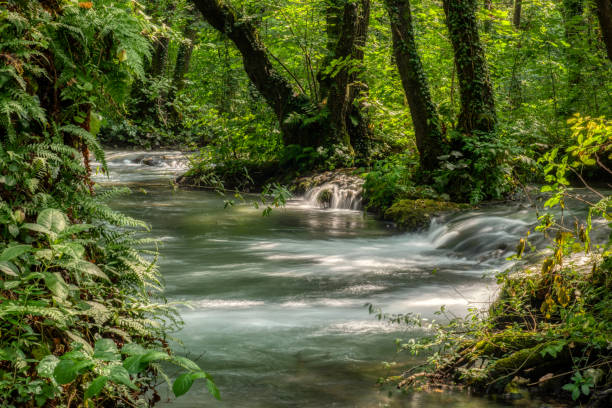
[473,331,541,358]
[317,189,333,208]
[384,199,465,230]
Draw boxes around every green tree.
[385,0,446,172]
[442,0,497,136]
[594,0,612,62]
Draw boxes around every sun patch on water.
[191,299,265,309]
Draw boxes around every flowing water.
[94,151,571,408]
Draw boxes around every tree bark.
[443,0,497,135]
[321,0,372,151]
[483,0,494,32]
[562,0,585,113]
[326,2,359,148]
[385,0,445,171]
[150,36,170,78]
[317,0,372,154]
[594,0,612,62]
[191,0,319,146]
[347,0,373,158]
[513,0,523,29]
[169,14,199,124]
[172,21,198,95]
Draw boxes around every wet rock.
[297,169,365,210]
[141,157,159,166]
[316,189,333,208]
[384,199,465,230]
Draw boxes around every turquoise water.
[96,151,546,407]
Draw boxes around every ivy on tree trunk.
[594,0,612,62]
[321,0,372,152]
[442,0,497,136]
[385,0,445,172]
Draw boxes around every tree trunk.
[326,2,359,148]
[172,23,198,95]
[347,0,373,158]
[319,0,370,153]
[169,15,199,124]
[483,0,493,32]
[513,0,523,29]
[150,36,170,78]
[443,0,497,135]
[594,0,612,62]
[318,0,372,153]
[562,0,585,113]
[192,0,327,147]
[385,0,445,171]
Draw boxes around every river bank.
[92,150,611,407]
[91,150,562,407]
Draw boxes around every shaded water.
[94,152,551,408]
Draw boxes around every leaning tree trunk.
[443,0,497,136]
[594,0,612,62]
[385,0,446,172]
[191,0,323,147]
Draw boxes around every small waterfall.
[303,176,364,210]
[91,150,188,184]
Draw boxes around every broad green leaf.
[0,261,19,277]
[43,272,69,300]
[183,371,220,399]
[53,359,77,384]
[110,365,137,390]
[123,355,144,374]
[22,223,52,236]
[37,209,67,233]
[52,243,85,259]
[0,245,31,262]
[140,350,170,364]
[121,343,145,356]
[35,249,53,260]
[8,224,19,238]
[64,224,94,234]
[65,331,94,355]
[172,373,194,397]
[85,376,108,399]
[93,339,119,361]
[37,355,59,379]
[172,356,201,372]
[206,379,221,400]
[69,260,109,281]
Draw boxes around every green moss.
[384,199,465,230]
[317,189,333,208]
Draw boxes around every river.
[94,151,553,408]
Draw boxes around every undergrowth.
[0,1,218,406]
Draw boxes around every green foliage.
[0,1,217,406]
[374,115,611,404]
[362,153,442,212]
[433,130,521,203]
